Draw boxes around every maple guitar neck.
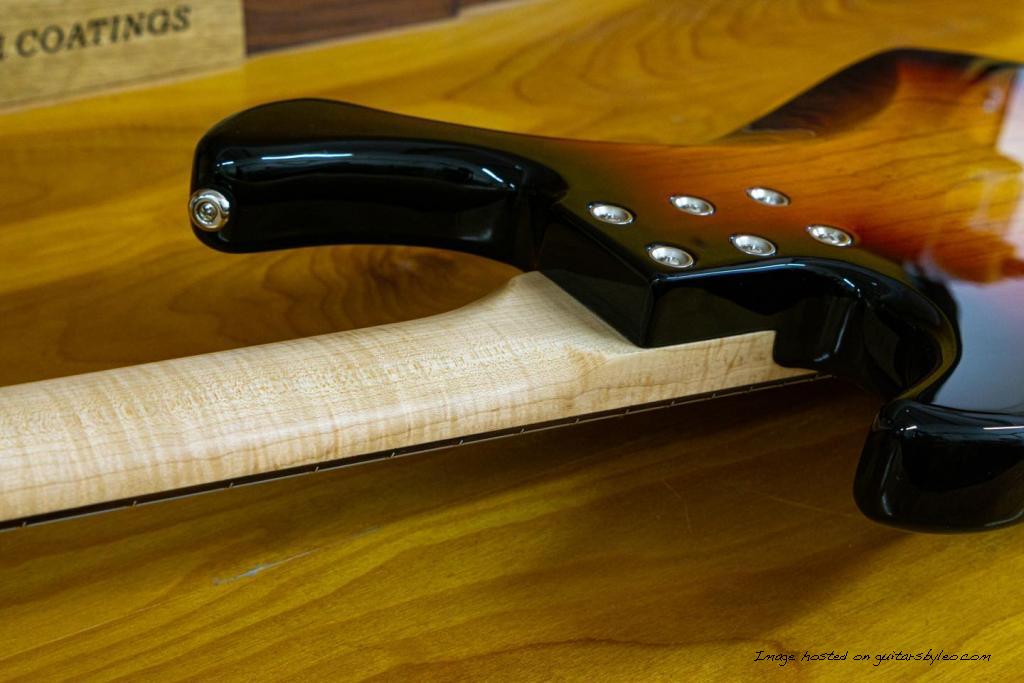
[0,273,808,526]
[3,49,1024,532]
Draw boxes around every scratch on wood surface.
[213,549,317,586]
[662,479,693,534]
[210,525,383,586]
[661,479,683,501]
[756,492,865,522]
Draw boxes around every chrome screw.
[746,187,790,207]
[588,202,634,225]
[730,234,777,257]
[669,195,715,216]
[647,244,695,269]
[806,224,854,247]
[189,189,231,232]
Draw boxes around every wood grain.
[2,0,1024,680]
[244,0,460,53]
[2,380,1021,680]
[0,0,245,110]
[0,273,806,521]
[4,0,1024,388]
[520,50,1024,286]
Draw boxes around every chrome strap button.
[190,189,231,232]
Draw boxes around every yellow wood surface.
[0,0,245,110]
[2,0,1024,679]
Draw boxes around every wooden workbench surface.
[1,0,1023,679]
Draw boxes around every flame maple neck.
[3,50,1024,532]
[0,273,807,527]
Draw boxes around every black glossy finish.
[191,52,1024,532]
[857,401,1024,530]
[191,101,567,268]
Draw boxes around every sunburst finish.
[192,50,1024,530]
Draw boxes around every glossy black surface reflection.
[192,51,1024,532]
[191,100,567,267]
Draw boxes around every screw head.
[730,234,777,257]
[647,244,695,269]
[669,195,715,216]
[806,224,854,247]
[189,189,231,232]
[588,202,634,225]
[746,187,790,207]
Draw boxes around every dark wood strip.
[244,0,506,53]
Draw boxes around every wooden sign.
[0,1,245,109]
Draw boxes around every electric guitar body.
[2,1,1024,678]
[185,49,1024,531]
